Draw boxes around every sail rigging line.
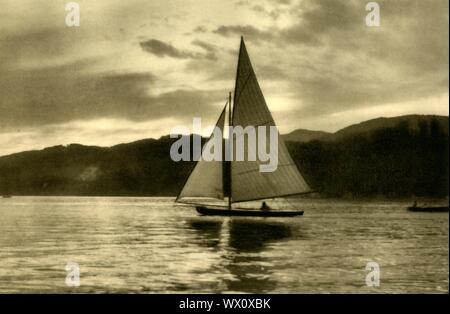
[234,72,252,109]
[228,91,233,210]
[232,120,274,141]
[284,195,300,211]
[175,200,230,208]
[175,101,228,203]
[232,162,301,176]
[230,190,317,204]
[228,37,245,209]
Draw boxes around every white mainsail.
[176,105,227,200]
[230,38,311,202]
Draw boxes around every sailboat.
[176,37,313,217]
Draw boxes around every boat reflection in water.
[188,218,292,293]
[189,220,223,249]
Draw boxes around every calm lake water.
[0,197,448,293]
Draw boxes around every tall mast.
[227,37,243,210]
[228,91,232,211]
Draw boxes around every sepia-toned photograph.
[0,0,448,298]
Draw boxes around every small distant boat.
[175,37,311,217]
[408,206,449,212]
[2,195,12,198]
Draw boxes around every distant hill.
[282,129,330,143]
[324,115,449,142]
[0,137,192,196]
[0,115,448,198]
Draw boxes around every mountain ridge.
[2,114,447,158]
[282,129,331,143]
[0,114,448,198]
[323,114,448,142]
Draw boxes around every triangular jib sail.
[230,38,311,203]
[176,105,227,200]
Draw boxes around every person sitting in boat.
[412,200,417,208]
[261,201,271,211]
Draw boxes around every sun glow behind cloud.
[0,117,181,156]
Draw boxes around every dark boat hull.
[196,206,303,217]
[408,206,449,212]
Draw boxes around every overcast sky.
[0,0,448,155]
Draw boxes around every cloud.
[213,25,275,43]
[139,38,218,60]
[281,0,449,115]
[236,0,291,7]
[0,58,227,130]
[219,0,448,115]
[255,64,285,80]
[250,4,282,20]
[0,26,90,72]
[209,0,448,123]
[193,25,208,33]
[0,64,147,128]
[215,1,358,46]
[235,0,250,6]
[191,40,218,60]
[139,39,196,59]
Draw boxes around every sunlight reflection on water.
[0,197,448,293]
